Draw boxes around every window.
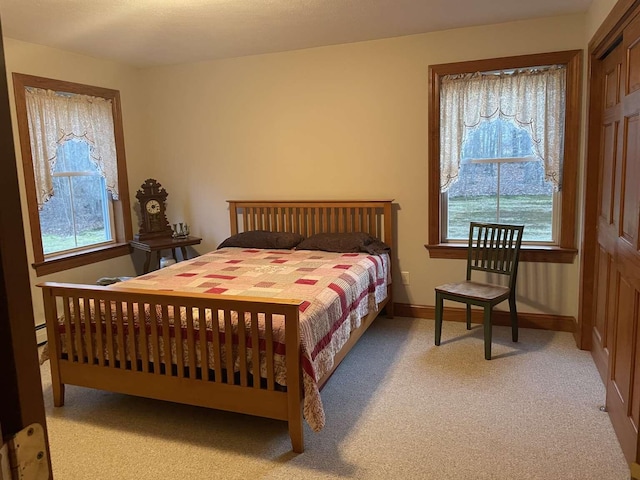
[445,118,554,242]
[426,51,582,263]
[13,74,133,275]
[40,140,114,255]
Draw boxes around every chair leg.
[466,305,471,330]
[509,295,518,342]
[435,292,443,346]
[483,305,492,360]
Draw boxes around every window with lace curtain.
[426,51,582,263]
[12,74,133,276]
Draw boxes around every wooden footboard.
[40,282,306,452]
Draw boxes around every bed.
[40,200,394,453]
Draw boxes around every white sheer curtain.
[439,65,566,192]
[25,87,119,208]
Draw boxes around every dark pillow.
[296,232,390,254]
[217,231,304,250]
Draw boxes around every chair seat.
[435,280,510,302]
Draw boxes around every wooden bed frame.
[40,200,394,453]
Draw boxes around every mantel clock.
[134,178,173,240]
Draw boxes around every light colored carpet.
[40,317,629,479]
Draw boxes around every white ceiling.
[0,0,592,68]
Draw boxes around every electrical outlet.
[401,271,410,285]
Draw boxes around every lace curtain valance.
[439,65,566,192]
[25,87,119,208]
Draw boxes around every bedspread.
[96,247,391,431]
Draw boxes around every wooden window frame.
[12,73,132,276]
[425,50,582,263]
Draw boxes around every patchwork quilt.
[108,247,391,431]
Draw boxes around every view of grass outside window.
[39,140,113,255]
[445,117,554,243]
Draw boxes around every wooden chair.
[434,222,524,360]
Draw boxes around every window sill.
[424,243,577,263]
[33,242,132,276]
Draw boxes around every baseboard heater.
[35,323,47,345]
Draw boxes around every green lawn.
[42,230,109,255]
[448,195,553,241]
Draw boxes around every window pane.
[462,118,534,160]
[447,160,553,242]
[500,119,534,157]
[54,140,94,172]
[40,177,74,255]
[71,175,110,248]
[447,162,498,240]
[498,161,553,242]
[40,141,112,256]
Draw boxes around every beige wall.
[4,38,144,325]
[140,13,586,316]
[586,0,619,41]
[5,8,617,328]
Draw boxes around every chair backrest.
[466,223,524,290]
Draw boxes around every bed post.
[228,201,239,235]
[284,304,304,453]
[41,285,65,406]
[383,201,394,318]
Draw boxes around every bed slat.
[198,307,210,380]
[62,295,74,362]
[250,312,260,390]
[238,311,248,387]
[224,309,234,385]
[94,297,105,367]
[139,302,149,373]
[160,305,171,374]
[210,308,221,381]
[82,297,94,364]
[150,304,161,375]
[104,301,116,368]
[115,302,126,370]
[265,313,275,391]
[127,302,137,371]
[72,296,83,364]
[186,306,196,378]
[175,305,184,378]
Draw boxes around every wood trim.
[578,49,607,350]
[428,64,442,247]
[590,0,640,56]
[425,243,577,263]
[428,50,582,256]
[32,243,131,276]
[394,303,575,332]
[561,51,583,249]
[11,73,133,276]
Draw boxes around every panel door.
[592,41,623,382]
[595,12,640,464]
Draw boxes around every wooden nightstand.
[129,236,202,273]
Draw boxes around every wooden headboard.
[227,200,394,251]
